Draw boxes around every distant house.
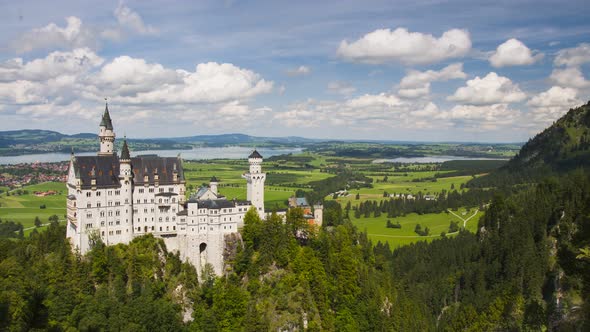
[424,194,436,201]
[288,196,323,226]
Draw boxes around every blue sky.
[0,0,589,142]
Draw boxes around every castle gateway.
[66,104,265,275]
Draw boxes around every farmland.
[0,152,504,245]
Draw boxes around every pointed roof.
[249,150,263,159]
[120,138,131,160]
[210,176,219,182]
[100,102,114,130]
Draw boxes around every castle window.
[102,231,104,236]
[100,211,105,217]
[86,192,91,197]
[151,208,154,213]
[109,221,113,226]
[86,212,92,218]
[116,210,120,216]
[159,227,162,231]
[115,201,120,206]
[159,217,162,222]
[159,188,164,193]
[137,218,140,222]
[115,190,120,195]
[108,211,113,217]
[149,188,154,193]
[159,198,162,203]
[144,208,148,213]
[97,202,101,208]
[116,230,121,235]
[173,226,176,231]
[151,199,154,203]
[172,217,176,222]
[169,188,173,192]
[139,188,144,193]
[172,198,175,203]
[87,203,91,208]
[108,201,112,206]
[166,226,169,231]
[108,191,112,196]
[101,221,105,226]
[166,217,169,222]
[116,220,120,225]
[137,199,140,204]
[125,199,128,204]
[133,209,138,213]
[96,192,101,197]
[144,199,147,203]
[138,227,141,231]
[151,226,154,231]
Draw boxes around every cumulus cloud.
[336,28,471,65]
[489,38,542,67]
[286,65,311,76]
[114,3,158,35]
[398,63,466,98]
[12,16,98,53]
[554,43,590,67]
[448,72,527,105]
[327,81,356,96]
[0,49,274,127]
[527,86,581,124]
[550,67,590,89]
[0,48,103,82]
[439,104,522,130]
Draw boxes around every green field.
[0,182,66,231]
[351,208,483,247]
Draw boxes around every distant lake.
[372,155,509,164]
[0,146,303,165]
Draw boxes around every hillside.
[469,100,590,186]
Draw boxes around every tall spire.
[120,137,131,160]
[100,99,114,130]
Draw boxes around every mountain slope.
[469,100,590,186]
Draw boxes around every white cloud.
[0,48,103,82]
[398,63,466,98]
[448,72,527,105]
[337,28,471,65]
[489,38,542,67]
[95,56,180,95]
[554,43,590,67]
[286,65,311,76]
[114,3,158,35]
[12,16,98,53]
[527,86,581,124]
[550,67,590,89]
[440,104,521,130]
[327,81,356,96]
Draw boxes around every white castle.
[66,104,266,275]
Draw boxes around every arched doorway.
[199,242,207,266]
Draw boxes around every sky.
[0,0,589,142]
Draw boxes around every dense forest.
[1,103,590,330]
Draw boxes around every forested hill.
[470,100,590,186]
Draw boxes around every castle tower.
[210,176,219,196]
[243,150,265,215]
[313,204,323,227]
[119,138,134,243]
[98,102,116,155]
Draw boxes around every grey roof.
[100,103,114,130]
[70,154,184,188]
[295,197,309,207]
[132,155,184,185]
[210,176,219,182]
[195,187,209,198]
[155,192,178,197]
[186,198,250,210]
[120,139,130,160]
[249,150,263,159]
[72,155,121,188]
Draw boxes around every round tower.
[244,150,265,215]
[210,176,219,196]
[98,102,116,155]
[119,138,134,243]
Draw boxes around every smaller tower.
[98,102,116,156]
[313,204,323,227]
[119,138,134,243]
[210,176,219,196]
[243,150,266,215]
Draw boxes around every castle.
[65,103,265,275]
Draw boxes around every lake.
[0,146,303,165]
[372,155,508,164]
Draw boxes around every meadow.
[0,152,498,244]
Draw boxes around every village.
[0,162,68,189]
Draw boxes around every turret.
[210,176,219,196]
[98,102,116,155]
[119,138,134,243]
[243,150,266,215]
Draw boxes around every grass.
[0,182,66,229]
[350,208,483,247]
